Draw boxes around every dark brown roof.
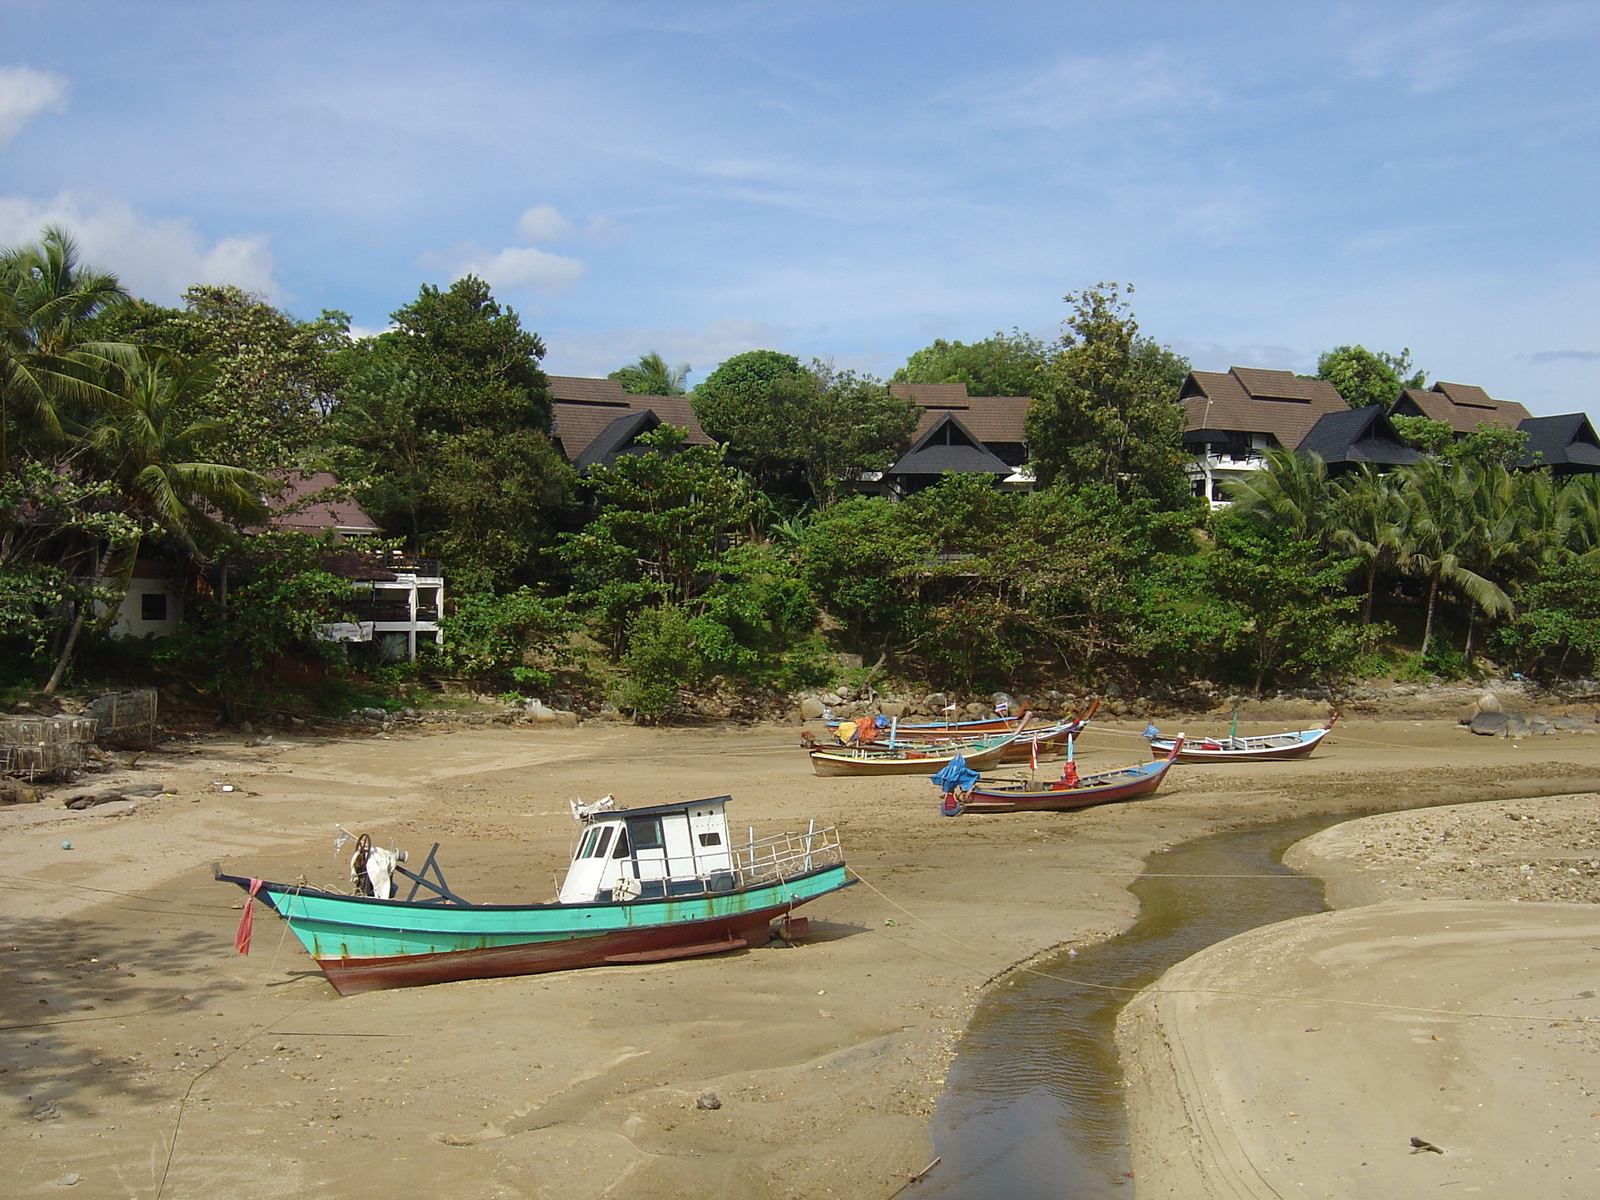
[889,381,1031,445]
[545,375,713,462]
[1178,368,1348,448]
[1391,383,1531,432]
[266,471,382,535]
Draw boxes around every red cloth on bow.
[234,878,263,955]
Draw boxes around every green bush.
[610,605,702,720]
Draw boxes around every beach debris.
[60,841,71,850]
[32,1100,60,1120]
[695,1092,721,1110]
[1409,1136,1444,1154]
[52,1173,80,1187]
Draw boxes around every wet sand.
[3,717,1598,1198]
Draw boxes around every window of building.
[140,592,168,622]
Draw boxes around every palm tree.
[0,226,135,468]
[1395,458,1512,660]
[43,356,270,693]
[1558,473,1600,559]
[1327,467,1406,623]
[1221,447,1331,541]
[609,351,690,396]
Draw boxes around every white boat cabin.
[558,796,738,904]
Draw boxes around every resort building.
[1518,412,1600,476]
[1389,381,1532,432]
[861,382,1034,498]
[546,376,713,469]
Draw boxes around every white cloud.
[514,203,575,243]
[0,65,68,147]
[449,243,586,295]
[0,190,280,301]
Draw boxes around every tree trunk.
[1464,601,1477,665]
[1419,576,1440,659]
[1362,560,1378,624]
[44,544,107,696]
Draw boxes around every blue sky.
[3,1,1598,417]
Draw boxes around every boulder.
[879,701,908,719]
[799,697,825,720]
[1476,691,1504,714]
[992,691,1019,714]
[924,693,949,711]
[1469,710,1510,736]
[821,692,843,708]
[964,702,986,717]
[0,780,41,805]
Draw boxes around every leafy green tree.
[798,496,929,648]
[1204,518,1367,694]
[892,331,1048,397]
[1390,415,1457,455]
[1454,422,1533,470]
[691,349,803,445]
[150,533,357,706]
[559,426,759,651]
[1026,284,1192,505]
[328,277,570,591]
[609,351,689,395]
[1316,345,1425,410]
[1,226,134,469]
[610,605,703,721]
[434,587,575,689]
[1494,559,1600,678]
[90,285,347,473]
[762,363,920,506]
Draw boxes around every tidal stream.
[921,811,1355,1198]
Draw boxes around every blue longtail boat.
[215,796,852,995]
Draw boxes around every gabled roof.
[545,375,712,463]
[1518,413,1600,471]
[1390,382,1531,432]
[886,411,1013,478]
[1178,367,1349,448]
[266,471,382,535]
[1296,406,1422,468]
[889,381,1032,446]
[574,410,661,471]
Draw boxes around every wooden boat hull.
[823,699,1099,744]
[217,864,851,996]
[809,735,1014,777]
[997,722,1084,763]
[953,742,1184,819]
[1149,725,1331,762]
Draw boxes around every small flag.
[995,701,1009,714]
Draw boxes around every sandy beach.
[4,714,1599,1198]
[1120,787,1600,1197]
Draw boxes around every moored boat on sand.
[947,738,1185,814]
[215,796,850,996]
[808,720,1026,777]
[1148,714,1336,762]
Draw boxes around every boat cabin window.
[577,825,616,859]
[698,832,722,847]
[628,816,665,851]
[611,827,631,858]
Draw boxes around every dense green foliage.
[892,331,1049,397]
[1025,284,1193,505]
[8,221,1600,722]
[1316,345,1426,410]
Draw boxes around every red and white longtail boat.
[1148,713,1337,763]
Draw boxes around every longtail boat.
[997,711,1098,764]
[215,796,850,996]
[1148,713,1337,762]
[949,738,1185,814]
[821,699,1099,744]
[808,719,1027,778]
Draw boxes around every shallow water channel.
[921,811,1355,1198]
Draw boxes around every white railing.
[733,823,844,885]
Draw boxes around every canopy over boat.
[215,796,850,995]
[1148,714,1337,762]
